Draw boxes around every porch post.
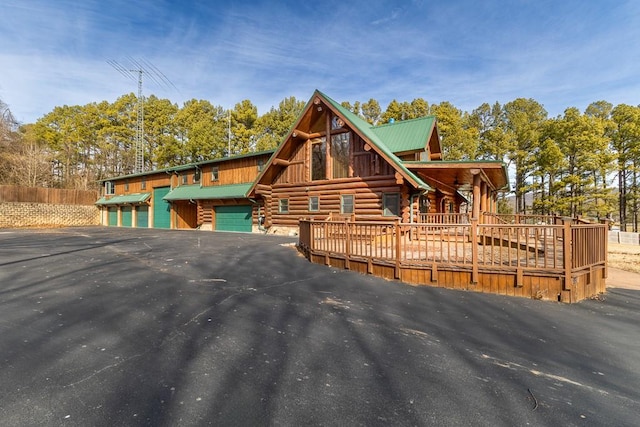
[472,172,482,220]
[480,181,488,223]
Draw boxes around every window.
[309,196,319,212]
[141,178,146,190]
[383,193,400,217]
[257,158,265,172]
[105,181,114,195]
[311,138,326,180]
[279,198,289,213]
[331,132,350,179]
[124,180,129,192]
[181,173,189,185]
[341,194,354,214]
[332,116,345,130]
[211,166,219,181]
[194,168,201,183]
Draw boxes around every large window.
[383,193,400,217]
[331,132,350,179]
[312,138,326,180]
[341,194,354,214]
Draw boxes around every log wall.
[268,176,403,227]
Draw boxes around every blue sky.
[1,0,639,124]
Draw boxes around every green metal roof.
[95,193,150,205]
[370,116,435,153]
[98,149,275,183]
[317,90,432,192]
[163,183,252,201]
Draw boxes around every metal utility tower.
[133,69,144,174]
[108,58,177,174]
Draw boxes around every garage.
[107,207,117,226]
[153,187,171,229]
[215,205,252,232]
[137,205,149,228]
[121,206,132,227]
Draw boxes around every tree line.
[1,94,639,230]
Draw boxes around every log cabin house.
[248,90,508,230]
[97,90,607,302]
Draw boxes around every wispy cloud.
[1,0,639,123]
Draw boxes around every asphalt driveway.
[1,227,639,426]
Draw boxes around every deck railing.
[298,217,607,287]
[418,213,470,224]
[482,212,564,225]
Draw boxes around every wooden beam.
[292,129,322,140]
[272,158,290,167]
[395,171,404,185]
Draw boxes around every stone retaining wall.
[0,202,100,228]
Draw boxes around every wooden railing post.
[345,220,351,270]
[602,223,608,279]
[471,218,479,284]
[395,220,401,279]
[563,219,573,302]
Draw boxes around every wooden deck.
[298,217,608,303]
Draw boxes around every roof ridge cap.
[374,115,435,128]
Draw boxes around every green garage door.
[153,187,171,229]
[107,207,117,226]
[215,205,252,232]
[121,206,132,227]
[137,205,149,228]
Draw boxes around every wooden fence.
[298,218,608,303]
[0,185,98,206]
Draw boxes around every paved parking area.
[1,227,639,426]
